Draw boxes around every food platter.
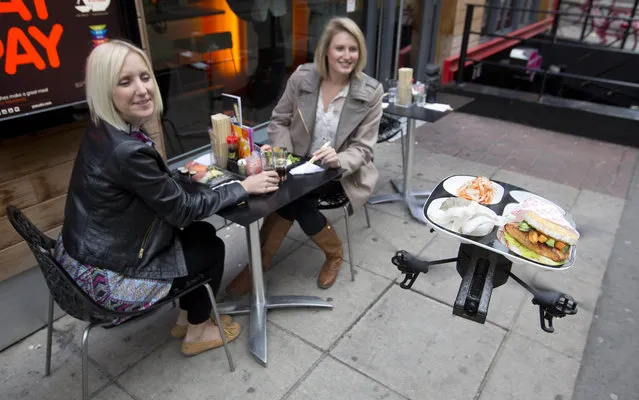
[423,175,577,271]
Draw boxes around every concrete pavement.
[0,111,636,400]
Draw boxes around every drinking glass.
[274,147,288,182]
[386,79,398,104]
[261,150,275,171]
[246,152,262,176]
[413,81,426,107]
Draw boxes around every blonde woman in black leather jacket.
[59,40,280,356]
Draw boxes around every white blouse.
[308,84,350,155]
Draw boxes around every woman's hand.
[312,146,340,169]
[240,171,280,195]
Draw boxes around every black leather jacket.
[62,120,248,279]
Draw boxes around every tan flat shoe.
[171,315,233,339]
[181,322,241,356]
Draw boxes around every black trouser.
[169,221,224,325]
[277,181,343,236]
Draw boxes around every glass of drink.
[386,79,398,104]
[246,152,262,176]
[274,147,288,182]
[413,81,426,107]
[261,150,274,171]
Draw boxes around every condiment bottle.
[227,135,238,161]
[424,64,441,104]
[237,158,247,176]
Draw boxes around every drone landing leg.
[508,271,578,333]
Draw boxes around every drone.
[391,240,578,333]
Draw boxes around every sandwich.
[502,211,579,265]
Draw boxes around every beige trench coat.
[268,64,383,214]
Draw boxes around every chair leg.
[81,323,97,400]
[342,205,355,282]
[203,283,235,372]
[45,293,54,377]
[364,204,371,229]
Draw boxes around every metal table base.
[368,118,431,224]
[217,222,333,366]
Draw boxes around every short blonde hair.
[85,40,163,131]
[314,17,367,80]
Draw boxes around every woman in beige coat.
[227,17,383,294]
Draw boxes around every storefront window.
[139,0,369,159]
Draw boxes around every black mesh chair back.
[5,205,115,324]
[4,205,235,399]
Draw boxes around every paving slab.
[511,294,594,361]
[53,307,176,377]
[570,189,626,235]
[492,169,581,211]
[330,207,435,279]
[93,384,135,400]
[288,356,408,400]
[266,244,393,350]
[118,318,322,400]
[367,178,439,220]
[411,152,500,184]
[478,333,580,400]
[373,141,405,175]
[0,320,109,400]
[331,288,506,400]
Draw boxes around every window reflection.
[142,0,365,159]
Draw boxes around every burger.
[502,211,579,265]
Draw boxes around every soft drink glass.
[274,148,288,182]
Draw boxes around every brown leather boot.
[311,223,344,289]
[225,213,293,297]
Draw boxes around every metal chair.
[317,192,371,281]
[5,205,235,400]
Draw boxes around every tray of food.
[423,175,579,270]
[178,160,241,188]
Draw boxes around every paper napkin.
[290,163,325,175]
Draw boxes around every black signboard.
[0,0,126,122]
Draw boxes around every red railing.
[442,17,555,83]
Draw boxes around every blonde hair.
[314,17,367,80]
[85,40,163,131]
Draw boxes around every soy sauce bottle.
[424,64,441,104]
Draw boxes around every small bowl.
[442,175,504,205]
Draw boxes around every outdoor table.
[216,167,342,366]
[368,93,473,224]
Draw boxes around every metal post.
[620,0,639,49]
[393,0,405,79]
[457,4,475,84]
[579,0,594,41]
[365,0,379,77]
[246,222,267,366]
[416,0,441,80]
[375,1,384,79]
[378,0,398,83]
[550,0,564,41]
[402,118,416,199]
[45,294,54,377]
